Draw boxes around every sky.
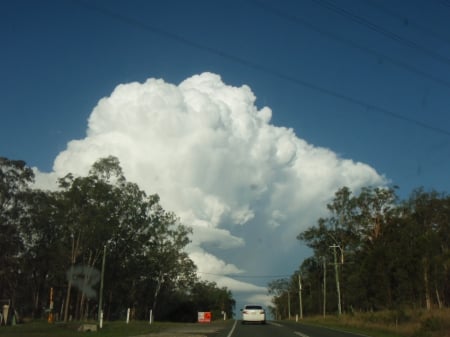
[2,0,450,314]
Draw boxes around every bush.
[420,316,443,332]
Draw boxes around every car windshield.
[245,305,263,310]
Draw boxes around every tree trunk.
[435,285,442,309]
[423,258,431,310]
[64,232,80,322]
[32,286,39,319]
[152,274,164,316]
[64,280,72,322]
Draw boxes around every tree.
[136,200,197,319]
[297,186,401,313]
[298,257,326,315]
[0,157,34,306]
[0,155,235,321]
[267,278,290,319]
[189,280,235,321]
[56,156,198,321]
[17,189,66,318]
[403,188,450,309]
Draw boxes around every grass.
[0,320,180,337]
[296,308,450,337]
[3,310,449,337]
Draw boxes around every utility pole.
[298,274,303,319]
[64,233,76,322]
[331,245,342,316]
[323,256,326,317]
[98,245,106,328]
[287,290,291,320]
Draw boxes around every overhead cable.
[250,0,450,91]
[197,271,292,279]
[365,0,450,47]
[73,0,450,137]
[309,0,450,67]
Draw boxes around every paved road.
[211,320,374,337]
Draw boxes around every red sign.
[197,311,211,323]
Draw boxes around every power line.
[309,0,450,67]
[197,271,292,279]
[249,0,450,91]
[439,0,450,9]
[72,0,450,137]
[365,0,450,48]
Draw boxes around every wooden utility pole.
[287,290,291,320]
[323,256,326,317]
[98,245,106,328]
[298,274,303,319]
[64,234,77,322]
[331,245,342,316]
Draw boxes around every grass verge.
[0,320,190,337]
[297,308,450,337]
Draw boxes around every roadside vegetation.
[299,308,450,337]
[0,320,161,337]
[2,154,449,336]
[0,319,232,337]
[0,156,234,324]
[269,186,450,337]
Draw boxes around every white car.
[241,304,266,324]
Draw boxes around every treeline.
[268,186,450,318]
[0,156,234,322]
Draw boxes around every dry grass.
[0,320,229,337]
[301,308,450,337]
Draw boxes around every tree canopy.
[269,186,450,318]
[0,156,234,322]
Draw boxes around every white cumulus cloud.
[34,72,386,306]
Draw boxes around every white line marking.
[315,325,373,337]
[294,331,310,337]
[226,319,238,337]
[269,322,283,327]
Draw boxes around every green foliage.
[0,156,235,323]
[297,308,450,337]
[285,186,450,319]
[420,316,443,332]
[0,157,35,307]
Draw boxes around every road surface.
[211,320,374,337]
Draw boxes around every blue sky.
[2,0,450,197]
[2,0,450,311]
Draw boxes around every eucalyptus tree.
[297,187,354,314]
[267,278,290,319]
[189,280,235,320]
[0,157,34,306]
[1,155,224,321]
[296,257,324,315]
[132,198,197,319]
[57,156,197,321]
[297,186,399,312]
[17,189,66,318]
[57,161,125,321]
[402,188,450,309]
